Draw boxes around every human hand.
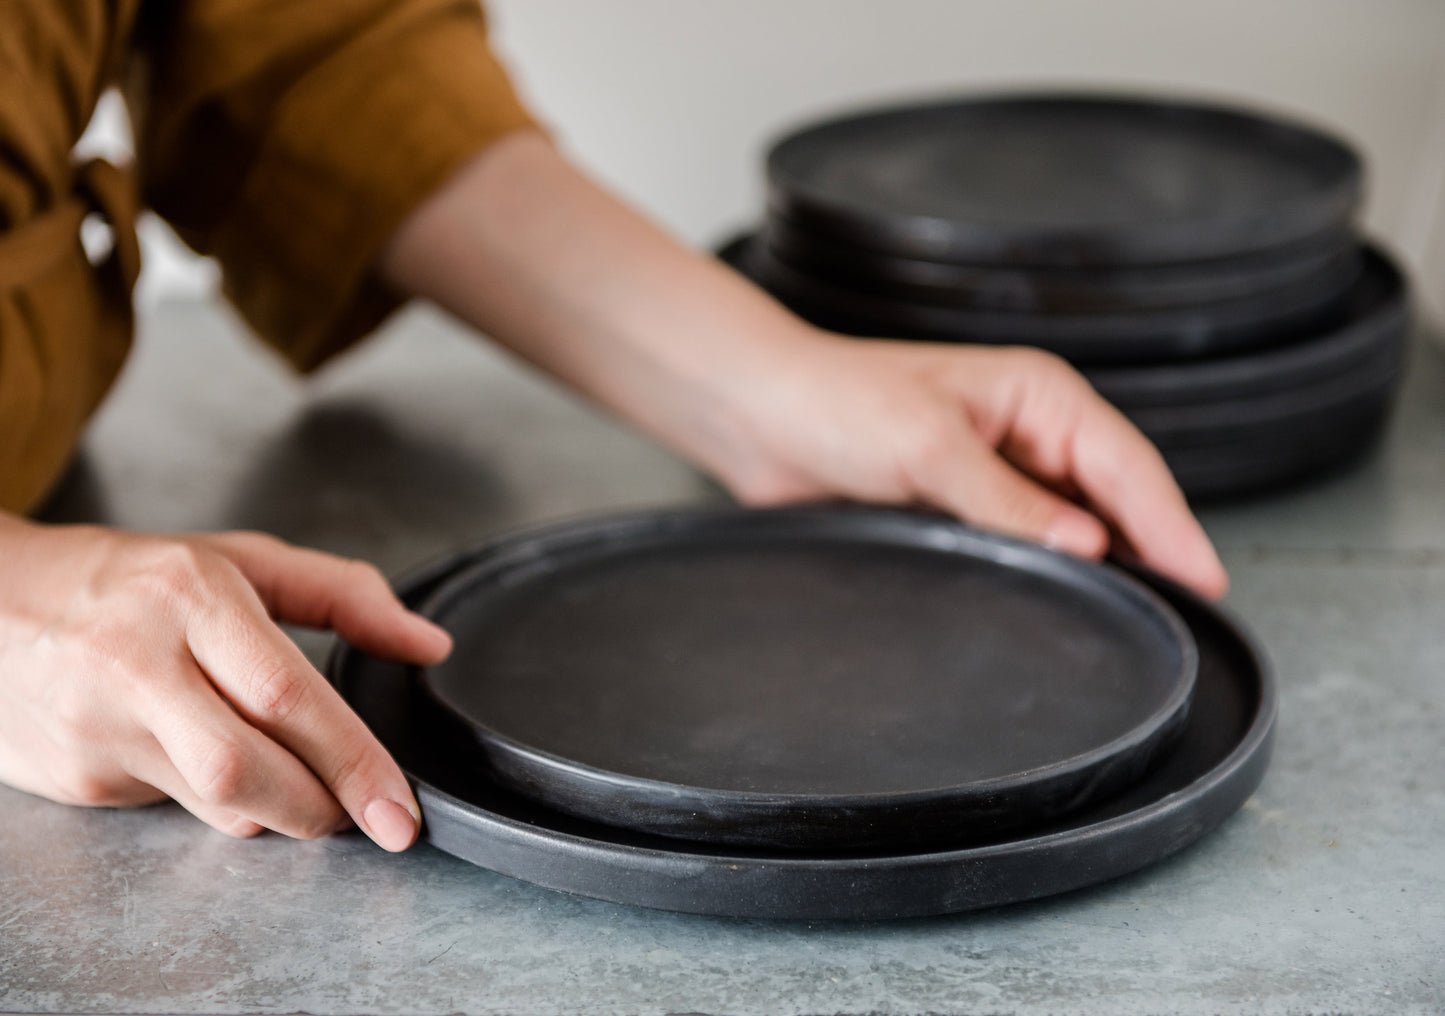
[0,517,451,849]
[701,330,1229,600]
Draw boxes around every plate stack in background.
[721,93,1412,499]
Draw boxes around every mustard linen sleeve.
[0,0,143,515]
[128,0,536,371]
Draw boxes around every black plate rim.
[411,508,1199,814]
[766,90,1362,268]
[1166,422,1389,500]
[1083,244,1408,403]
[763,217,1363,313]
[329,545,1277,920]
[739,236,1356,359]
[1125,338,1404,439]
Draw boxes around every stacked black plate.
[721,92,1412,498]
[329,506,1277,920]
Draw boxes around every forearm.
[376,129,824,482]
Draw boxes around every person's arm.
[0,514,450,851]
[378,130,1228,600]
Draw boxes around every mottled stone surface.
[2,301,1442,1015]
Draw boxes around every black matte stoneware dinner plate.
[411,508,1198,851]
[734,235,1354,362]
[327,535,1276,921]
[1118,320,1404,497]
[1125,333,1404,448]
[763,218,1362,315]
[1161,394,1397,500]
[1082,245,1407,407]
[766,93,1361,267]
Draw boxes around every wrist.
[645,313,842,498]
[0,510,32,538]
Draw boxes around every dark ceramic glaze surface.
[412,509,1198,849]
[762,218,1361,315]
[766,93,1361,267]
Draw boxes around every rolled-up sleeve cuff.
[211,3,537,372]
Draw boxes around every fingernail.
[363,798,420,852]
[1042,510,1108,557]
[412,614,454,657]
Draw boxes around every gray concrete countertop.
[2,299,1442,1015]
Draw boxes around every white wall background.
[96,0,1445,319]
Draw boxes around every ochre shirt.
[0,0,535,513]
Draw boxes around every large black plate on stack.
[1081,248,1408,407]
[330,508,1276,920]
[721,237,1409,500]
[1086,246,1409,498]
[766,93,1361,267]
[411,508,1198,851]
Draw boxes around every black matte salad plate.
[411,508,1198,850]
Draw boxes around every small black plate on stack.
[733,232,1359,361]
[328,507,1277,920]
[765,93,1361,267]
[721,91,1410,499]
[412,507,1198,851]
[763,220,1362,314]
